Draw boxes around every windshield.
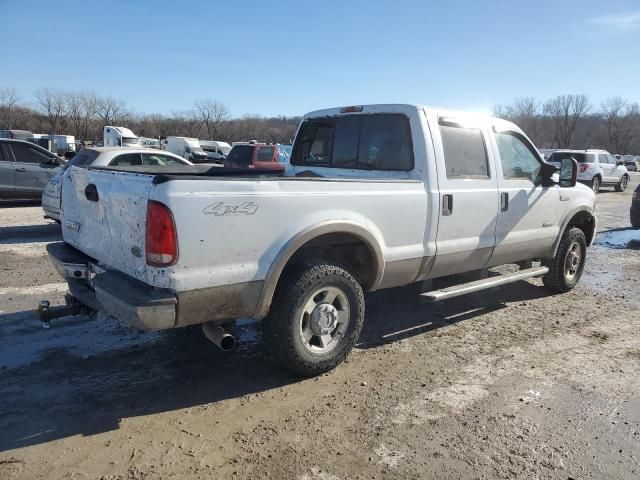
[548,152,594,163]
[226,145,253,165]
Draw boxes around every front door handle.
[500,192,509,211]
[15,168,27,172]
[442,194,453,216]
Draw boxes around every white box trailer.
[32,134,76,155]
[104,126,139,147]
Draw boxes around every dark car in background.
[224,143,287,172]
[631,183,640,229]
[0,139,65,202]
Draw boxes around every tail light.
[579,164,589,173]
[146,200,178,267]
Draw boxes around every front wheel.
[264,260,365,376]
[615,175,629,192]
[542,227,587,293]
[591,176,601,193]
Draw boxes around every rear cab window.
[292,113,414,171]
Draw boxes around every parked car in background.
[200,140,232,164]
[547,149,629,193]
[0,139,65,202]
[631,183,640,229]
[46,104,596,376]
[224,143,286,171]
[0,129,34,141]
[41,147,192,221]
[624,159,639,172]
[165,137,209,163]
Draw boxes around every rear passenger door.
[0,144,15,200]
[429,117,499,278]
[599,153,616,183]
[489,129,561,265]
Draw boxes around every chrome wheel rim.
[564,241,582,281]
[621,177,628,190]
[592,178,600,192]
[299,286,350,354]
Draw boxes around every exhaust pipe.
[202,322,236,351]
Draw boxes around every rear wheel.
[542,227,587,293]
[615,175,629,192]
[591,176,601,193]
[264,260,365,376]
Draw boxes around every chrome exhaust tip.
[202,322,236,351]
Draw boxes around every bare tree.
[0,87,21,129]
[65,91,100,140]
[543,94,591,148]
[171,110,203,138]
[96,96,129,126]
[600,97,640,154]
[194,100,229,139]
[35,87,67,134]
[498,97,543,145]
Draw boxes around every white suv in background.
[547,149,629,193]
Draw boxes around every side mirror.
[559,157,578,188]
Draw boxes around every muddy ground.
[1,178,639,480]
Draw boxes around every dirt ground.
[1,178,639,480]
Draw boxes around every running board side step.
[421,266,549,302]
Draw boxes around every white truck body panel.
[59,104,596,329]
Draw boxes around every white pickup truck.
[46,104,596,376]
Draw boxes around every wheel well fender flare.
[552,206,596,256]
[253,221,385,319]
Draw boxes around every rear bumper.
[47,242,177,330]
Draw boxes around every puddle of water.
[595,229,640,249]
[0,313,162,369]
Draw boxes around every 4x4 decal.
[203,201,259,216]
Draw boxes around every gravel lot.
[1,177,639,480]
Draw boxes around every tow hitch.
[37,294,92,329]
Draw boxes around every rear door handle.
[500,192,509,211]
[15,168,27,172]
[442,194,453,216]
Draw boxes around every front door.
[7,142,60,200]
[489,129,561,265]
[429,116,499,278]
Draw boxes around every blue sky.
[1,0,640,117]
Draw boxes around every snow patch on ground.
[595,229,640,249]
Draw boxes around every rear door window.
[292,114,413,171]
[141,153,186,166]
[110,153,142,166]
[256,147,275,162]
[439,124,489,178]
[226,145,254,165]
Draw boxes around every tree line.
[1,87,639,153]
[0,87,300,144]
[494,94,640,154]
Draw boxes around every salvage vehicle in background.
[165,137,210,163]
[547,149,629,193]
[631,183,640,229]
[200,140,232,164]
[223,143,287,171]
[0,139,65,202]
[44,104,596,376]
[42,147,192,221]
